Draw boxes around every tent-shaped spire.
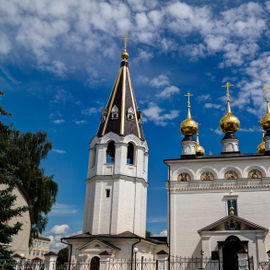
[96,37,144,140]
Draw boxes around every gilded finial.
[219,81,240,133]
[180,91,198,136]
[222,82,234,113]
[196,132,205,157]
[260,86,270,131]
[230,200,235,216]
[184,91,193,119]
[257,128,265,154]
[121,33,130,60]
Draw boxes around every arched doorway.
[90,256,100,270]
[222,236,245,270]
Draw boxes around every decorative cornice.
[166,178,270,193]
[86,174,148,187]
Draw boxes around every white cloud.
[49,203,77,215]
[49,224,70,235]
[0,33,11,55]
[159,230,167,236]
[81,107,102,115]
[156,85,180,99]
[52,119,65,124]
[52,149,67,154]
[143,102,179,126]
[74,120,86,124]
[150,74,170,88]
[197,94,211,102]
[147,216,167,223]
[204,103,221,109]
[210,128,223,135]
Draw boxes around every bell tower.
[82,36,148,238]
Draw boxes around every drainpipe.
[131,239,141,270]
[61,239,72,270]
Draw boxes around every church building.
[63,37,270,270]
[62,38,167,265]
[165,83,270,269]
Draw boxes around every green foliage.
[0,91,28,269]
[146,231,152,238]
[7,130,58,239]
[56,247,69,265]
[0,91,58,267]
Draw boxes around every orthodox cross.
[121,33,130,51]
[184,91,193,107]
[263,85,269,102]
[222,82,234,101]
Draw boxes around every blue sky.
[1,0,270,250]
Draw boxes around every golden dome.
[260,86,270,131]
[121,50,129,60]
[219,82,240,133]
[219,112,240,133]
[257,129,265,154]
[180,92,198,135]
[196,133,205,157]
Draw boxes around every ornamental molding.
[166,178,270,193]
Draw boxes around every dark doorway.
[222,236,244,270]
[90,256,100,270]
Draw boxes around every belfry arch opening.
[106,141,115,163]
[127,142,135,165]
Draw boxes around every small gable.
[198,216,268,233]
[78,239,120,253]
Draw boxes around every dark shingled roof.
[96,59,145,140]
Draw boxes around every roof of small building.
[44,251,57,257]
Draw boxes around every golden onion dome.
[196,133,205,157]
[260,86,270,131]
[180,92,198,135]
[257,129,265,154]
[219,82,240,133]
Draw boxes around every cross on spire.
[121,33,130,51]
[222,82,234,101]
[184,91,193,107]
[263,85,270,103]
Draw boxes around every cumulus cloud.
[204,103,222,109]
[159,230,167,236]
[52,149,67,154]
[74,120,87,124]
[49,203,77,215]
[52,119,65,124]
[143,102,179,126]
[147,216,167,223]
[156,85,180,99]
[49,224,70,235]
[81,107,101,115]
[210,128,223,135]
[150,74,170,88]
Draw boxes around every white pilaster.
[264,135,270,152]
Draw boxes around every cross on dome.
[121,33,130,51]
[263,85,270,103]
[184,91,193,108]
[222,82,234,102]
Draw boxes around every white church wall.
[170,188,270,259]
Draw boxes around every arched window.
[111,105,119,120]
[90,256,100,270]
[177,173,191,182]
[201,172,214,181]
[248,169,262,179]
[224,170,238,180]
[127,107,135,120]
[106,141,115,163]
[127,143,134,165]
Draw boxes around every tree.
[0,91,28,269]
[7,129,58,239]
[56,247,69,265]
[146,231,152,238]
[0,90,58,245]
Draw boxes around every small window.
[127,107,135,120]
[106,141,115,163]
[111,105,119,120]
[227,199,238,216]
[127,143,134,164]
[106,189,110,198]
